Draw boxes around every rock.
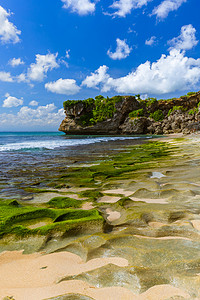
[59,92,200,135]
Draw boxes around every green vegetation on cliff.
[63,91,200,129]
[63,95,123,126]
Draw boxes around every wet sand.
[0,251,190,300]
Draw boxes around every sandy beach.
[0,250,190,300]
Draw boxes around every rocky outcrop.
[59,92,200,135]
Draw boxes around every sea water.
[0,132,151,199]
[0,132,147,152]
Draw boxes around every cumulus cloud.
[152,0,187,20]
[107,38,132,60]
[0,104,65,129]
[29,100,38,106]
[45,78,80,95]
[145,36,156,46]
[82,65,110,89]
[0,71,13,82]
[17,73,28,83]
[27,53,59,81]
[61,0,95,15]
[9,57,24,67]
[168,24,198,51]
[109,0,151,17]
[0,5,21,43]
[81,50,200,95]
[2,93,23,108]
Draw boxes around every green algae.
[0,197,103,239]
[47,196,85,209]
[58,141,172,187]
[0,140,174,241]
[79,190,103,201]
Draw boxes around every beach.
[1,133,200,299]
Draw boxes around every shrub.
[146,98,157,107]
[188,108,198,115]
[129,108,144,118]
[112,95,123,103]
[187,92,196,96]
[168,106,186,116]
[150,110,164,121]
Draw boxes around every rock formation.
[59,92,200,135]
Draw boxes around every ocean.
[0,132,151,199]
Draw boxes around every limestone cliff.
[59,92,200,135]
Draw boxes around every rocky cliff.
[59,92,200,135]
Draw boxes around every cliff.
[59,92,200,135]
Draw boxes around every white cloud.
[0,5,21,43]
[17,73,28,83]
[109,0,151,17]
[145,36,156,46]
[29,100,38,106]
[152,0,187,19]
[0,104,65,129]
[61,0,95,15]
[81,49,200,95]
[45,78,80,95]
[107,38,132,60]
[2,94,23,108]
[27,53,59,81]
[66,49,70,58]
[82,65,110,89]
[9,57,24,67]
[0,71,13,82]
[168,24,198,51]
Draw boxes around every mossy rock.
[54,209,100,223]
[47,197,84,209]
[79,190,103,201]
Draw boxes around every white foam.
[0,136,141,152]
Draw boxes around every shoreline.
[1,133,200,299]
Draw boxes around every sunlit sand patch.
[129,197,168,204]
[106,208,121,222]
[133,234,192,241]
[82,202,94,210]
[191,220,200,231]
[67,193,88,200]
[148,221,167,228]
[64,187,95,193]
[98,196,121,203]
[0,251,129,300]
[102,189,133,196]
[0,282,137,300]
[30,192,66,203]
[138,284,190,300]
[30,192,88,203]
[0,281,190,300]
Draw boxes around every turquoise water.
[0,132,146,152]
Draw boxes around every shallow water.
[0,132,148,199]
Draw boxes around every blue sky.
[0,0,199,130]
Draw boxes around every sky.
[0,0,200,131]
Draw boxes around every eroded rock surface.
[59,92,200,135]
